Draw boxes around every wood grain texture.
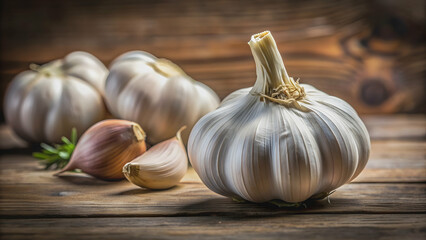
[1,215,425,240]
[0,0,425,120]
[0,116,425,239]
[362,115,426,140]
[1,179,425,218]
[0,137,425,218]
[1,114,425,150]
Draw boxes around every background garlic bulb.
[57,119,147,180]
[104,51,220,144]
[4,51,108,143]
[188,31,371,203]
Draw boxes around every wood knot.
[360,79,390,106]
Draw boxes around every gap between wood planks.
[1,212,426,220]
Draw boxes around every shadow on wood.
[177,197,355,217]
[112,185,181,196]
[56,174,125,186]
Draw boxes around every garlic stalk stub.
[56,119,147,180]
[123,126,188,189]
[188,31,370,203]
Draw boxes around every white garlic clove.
[123,126,188,189]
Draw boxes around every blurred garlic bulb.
[123,126,188,189]
[56,119,147,180]
[105,51,220,145]
[188,31,370,203]
[4,51,108,143]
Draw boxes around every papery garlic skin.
[4,51,108,143]
[57,119,147,180]
[123,127,188,189]
[105,51,220,145]
[188,31,370,203]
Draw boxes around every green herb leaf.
[71,128,77,145]
[32,152,50,159]
[61,136,72,145]
[33,128,79,170]
[58,151,70,159]
[40,143,58,154]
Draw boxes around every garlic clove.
[123,126,188,189]
[56,119,147,180]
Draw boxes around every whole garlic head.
[188,31,370,203]
[105,51,220,145]
[4,51,108,143]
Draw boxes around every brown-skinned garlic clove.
[123,126,188,189]
[55,119,147,180]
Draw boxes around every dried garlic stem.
[30,60,64,77]
[249,31,307,110]
[149,58,188,78]
[132,124,146,142]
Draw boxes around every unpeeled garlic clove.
[56,119,147,180]
[123,126,188,189]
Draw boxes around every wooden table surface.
[1,0,425,116]
[0,115,425,239]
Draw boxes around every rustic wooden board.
[1,215,425,240]
[0,146,425,218]
[1,180,425,218]
[362,115,426,140]
[2,138,425,183]
[1,0,425,116]
[0,116,425,239]
[1,115,425,151]
[357,140,426,182]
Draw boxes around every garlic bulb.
[56,119,147,180]
[123,126,188,189]
[4,51,108,143]
[188,31,370,203]
[104,51,220,145]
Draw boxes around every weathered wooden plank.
[362,115,426,140]
[0,122,424,218]
[0,153,425,218]
[1,0,424,114]
[2,139,424,183]
[0,214,425,240]
[1,115,425,151]
[354,140,426,182]
[0,0,368,62]
[0,181,424,218]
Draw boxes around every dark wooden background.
[1,0,425,120]
[0,1,425,238]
